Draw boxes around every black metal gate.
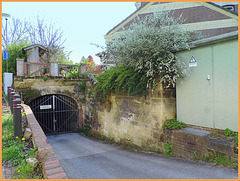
[29,94,78,135]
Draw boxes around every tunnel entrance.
[29,94,78,135]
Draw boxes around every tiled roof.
[22,44,47,51]
[106,2,238,37]
[207,2,238,15]
[105,2,149,36]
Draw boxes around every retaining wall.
[89,83,176,151]
[171,128,238,162]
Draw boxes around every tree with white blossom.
[100,11,200,88]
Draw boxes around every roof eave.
[207,2,238,16]
[105,2,150,36]
[175,31,238,52]
[23,44,47,51]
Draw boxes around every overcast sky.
[2,2,137,64]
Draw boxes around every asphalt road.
[47,133,238,179]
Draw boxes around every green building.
[176,31,238,131]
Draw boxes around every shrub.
[99,11,200,89]
[234,133,238,145]
[164,118,186,130]
[164,142,173,158]
[224,128,236,137]
[2,41,29,77]
[209,154,238,168]
[94,65,150,102]
[42,75,48,81]
[66,67,79,78]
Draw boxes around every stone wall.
[89,83,176,151]
[14,77,86,107]
[15,76,237,162]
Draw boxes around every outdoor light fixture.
[2,13,11,41]
[2,13,11,72]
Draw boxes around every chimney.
[135,2,142,10]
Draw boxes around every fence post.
[24,63,27,76]
[10,91,15,114]
[16,58,25,76]
[50,61,59,76]
[13,98,22,138]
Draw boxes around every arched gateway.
[29,94,78,135]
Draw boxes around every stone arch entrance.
[29,94,78,135]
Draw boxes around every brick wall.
[171,128,238,161]
[22,104,67,179]
[171,129,208,159]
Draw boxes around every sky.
[2,2,137,64]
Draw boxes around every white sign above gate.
[40,105,52,110]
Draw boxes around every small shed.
[22,44,48,75]
[176,31,238,131]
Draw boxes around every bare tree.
[2,16,66,61]
[27,16,66,54]
[2,17,28,49]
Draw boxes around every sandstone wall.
[89,83,176,151]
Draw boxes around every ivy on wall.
[94,65,149,102]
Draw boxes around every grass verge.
[2,114,44,179]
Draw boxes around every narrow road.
[47,133,238,179]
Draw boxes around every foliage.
[193,152,200,162]
[208,154,238,168]
[88,90,92,98]
[76,128,92,137]
[164,118,186,130]
[210,128,238,147]
[99,11,200,89]
[42,75,48,81]
[15,162,35,179]
[81,97,86,103]
[79,82,86,92]
[80,56,95,69]
[80,56,102,74]
[14,150,44,179]
[233,133,238,145]
[223,128,238,146]
[156,148,161,153]
[66,66,79,78]
[94,65,150,102]
[80,72,88,78]
[2,40,30,76]
[163,142,173,158]
[224,128,236,137]
[2,114,44,178]
[49,48,73,64]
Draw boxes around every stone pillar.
[16,58,24,76]
[79,65,86,77]
[50,61,59,76]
